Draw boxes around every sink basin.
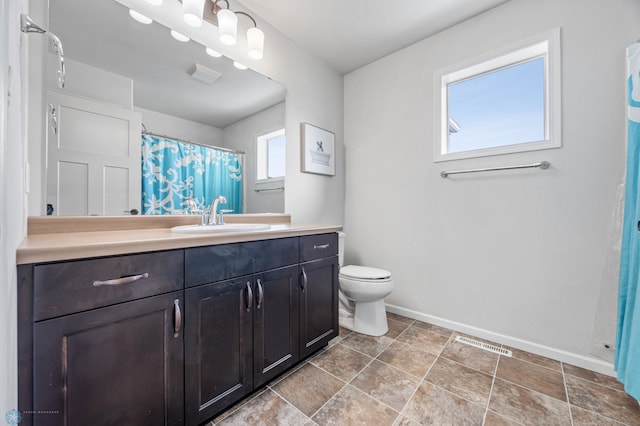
[171,223,271,234]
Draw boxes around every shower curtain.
[616,43,640,402]
[141,134,243,215]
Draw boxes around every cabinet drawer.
[185,238,299,288]
[251,237,299,272]
[300,233,338,262]
[34,250,184,321]
[185,242,254,287]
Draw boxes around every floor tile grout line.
[303,347,382,421]
[481,352,501,426]
[561,361,576,426]
[393,330,453,422]
[266,385,317,423]
[562,372,638,426]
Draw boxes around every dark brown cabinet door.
[33,291,184,426]
[184,277,253,425]
[253,266,300,387]
[299,256,339,359]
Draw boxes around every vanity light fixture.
[129,9,153,24]
[184,0,265,59]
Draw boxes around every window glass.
[448,57,545,153]
[257,129,285,180]
[434,29,561,162]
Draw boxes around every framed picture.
[300,122,335,176]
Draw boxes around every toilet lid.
[340,265,391,280]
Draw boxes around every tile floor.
[209,312,640,425]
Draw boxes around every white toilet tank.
[338,232,345,267]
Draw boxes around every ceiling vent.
[188,63,222,84]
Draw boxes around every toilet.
[338,232,394,336]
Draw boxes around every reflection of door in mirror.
[47,91,141,216]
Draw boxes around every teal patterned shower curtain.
[141,134,243,215]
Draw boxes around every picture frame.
[300,122,335,176]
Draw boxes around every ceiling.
[239,0,511,75]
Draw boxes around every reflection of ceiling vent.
[189,63,222,84]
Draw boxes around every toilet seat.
[339,265,391,281]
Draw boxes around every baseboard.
[385,303,616,377]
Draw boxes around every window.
[434,29,561,162]
[257,129,285,181]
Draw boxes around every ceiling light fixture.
[144,0,163,6]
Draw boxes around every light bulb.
[183,0,205,27]
[129,9,153,25]
[247,27,264,60]
[218,8,238,46]
[233,61,248,70]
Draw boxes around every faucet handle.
[218,209,233,225]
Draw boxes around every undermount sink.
[171,223,271,234]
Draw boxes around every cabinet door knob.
[301,268,308,292]
[173,299,182,338]
[256,279,264,310]
[245,281,253,312]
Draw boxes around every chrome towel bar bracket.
[21,14,65,89]
[440,161,550,178]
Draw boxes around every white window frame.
[256,128,285,182]
[433,28,562,162]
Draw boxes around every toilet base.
[339,299,389,337]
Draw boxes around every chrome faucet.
[208,195,227,225]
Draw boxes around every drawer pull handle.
[314,244,330,250]
[245,281,253,312]
[301,268,308,292]
[92,272,149,287]
[256,279,264,310]
[173,299,182,338]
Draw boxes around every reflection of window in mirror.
[257,129,286,181]
[434,28,561,162]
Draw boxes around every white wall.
[344,0,640,373]
[223,102,285,214]
[136,106,224,146]
[1,0,27,415]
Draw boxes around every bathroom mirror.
[38,0,286,215]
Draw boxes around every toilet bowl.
[338,233,394,336]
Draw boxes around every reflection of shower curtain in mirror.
[616,43,640,403]
[141,135,243,215]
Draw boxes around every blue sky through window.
[267,134,286,178]
[447,57,545,153]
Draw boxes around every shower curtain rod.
[142,130,245,155]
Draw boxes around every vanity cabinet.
[299,233,340,358]
[22,250,185,426]
[18,232,339,426]
[184,238,300,425]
